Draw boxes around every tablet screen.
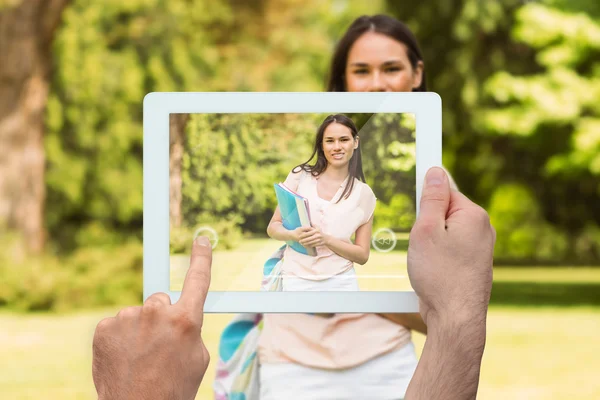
[169,112,416,293]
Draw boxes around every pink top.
[258,313,412,369]
[258,168,412,369]
[280,168,377,280]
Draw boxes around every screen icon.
[371,228,397,253]
[193,226,219,250]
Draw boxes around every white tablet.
[143,92,441,313]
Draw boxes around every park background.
[0,0,599,398]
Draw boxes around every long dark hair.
[326,15,427,92]
[293,114,365,203]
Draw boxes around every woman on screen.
[266,114,376,291]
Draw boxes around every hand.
[289,226,312,242]
[92,237,213,400]
[408,167,495,327]
[298,227,329,247]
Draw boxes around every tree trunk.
[169,114,189,229]
[0,0,70,254]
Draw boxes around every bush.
[574,224,600,263]
[170,214,243,255]
[0,236,142,312]
[374,193,416,232]
[53,241,143,310]
[0,252,66,312]
[489,183,569,263]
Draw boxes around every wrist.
[425,301,487,326]
[405,310,487,400]
[427,308,487,350]
[285,230,295,242]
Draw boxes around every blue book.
[274,183,317,257]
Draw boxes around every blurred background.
[0,0,599,399]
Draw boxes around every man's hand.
[408,167,495,327]
[92,237,213,400]
[405,167,495,400]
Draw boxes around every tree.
[481,3,600,262]
[170,114,189,229]
[43,0,383,251]
[0,0,70,255]
[385,0,600,263]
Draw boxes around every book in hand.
[273,183,317,257]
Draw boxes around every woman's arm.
[299,216,373,265]
[378,312,428,335]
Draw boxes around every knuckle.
[95,317,113,334]
[173,311,199,333]
[471,205,491,225]
[412,219,436,239]
[421,191,446,204]
[117,306,139,320]
[148,292,170,304]
[93,317,114,347]
[142,299,163,315]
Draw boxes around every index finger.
[178,236,213,320]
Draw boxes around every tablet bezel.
[143,92,442,313]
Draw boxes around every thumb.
[417,167,451,230]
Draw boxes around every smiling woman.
[266,114,376,291]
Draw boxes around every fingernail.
[194,236,210,247]
[426,167,445,187]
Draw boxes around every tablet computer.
[143,92,441,313]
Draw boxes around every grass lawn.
[1,305,599,399]
[171,236,414,292]
[3,237,600,399]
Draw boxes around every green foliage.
[170,218,243,254]
[0,238,142,312]
[574,224,600,262]
[374,194,416,232]
[489,183,569,263]
[53,241,143,310]
[356,113,416,204]
[386,0,600,263]
[44,0,380,253]
[477,3,600,261]
[181,113,317,237]
[170,226,195,255]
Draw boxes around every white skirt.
[259,342,418,400]
[282,268,359,291]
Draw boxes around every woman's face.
[345,31,423,92]
[322,122,358,167]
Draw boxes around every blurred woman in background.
[216,14,453,400]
